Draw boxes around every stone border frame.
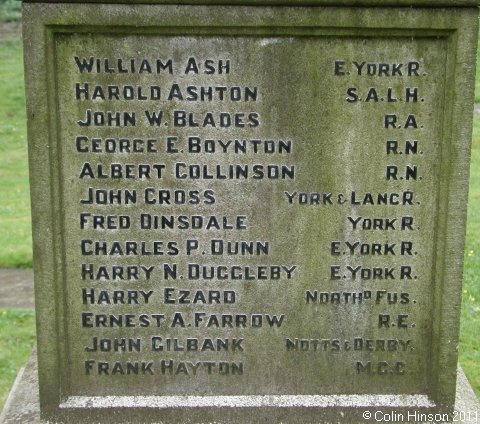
[19,0,480,8]
[23,3,478,422]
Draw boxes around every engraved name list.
[54,34,446,396]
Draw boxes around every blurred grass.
[0,0,21,22]
[0,36,31,268]
[477,34,480,103]
[0,34,35,412]
[459,117,480,395]
[0,309,36,409]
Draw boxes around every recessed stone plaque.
[23,1,479,423]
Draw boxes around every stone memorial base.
[1,351,478,424]
[20,3,479,421]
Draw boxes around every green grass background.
[0,1,478,411]
[0,309,36,409]
[0,0,20,23]
[0,36,31,269]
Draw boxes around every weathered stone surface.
[19,0,480,7]
[0,350,40,424]
[1,353,478,423]
[22,1,478,423]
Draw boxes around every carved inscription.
[55,35,445,395]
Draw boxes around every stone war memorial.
[18,0,479,422]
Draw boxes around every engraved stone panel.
[22,2,478,423]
